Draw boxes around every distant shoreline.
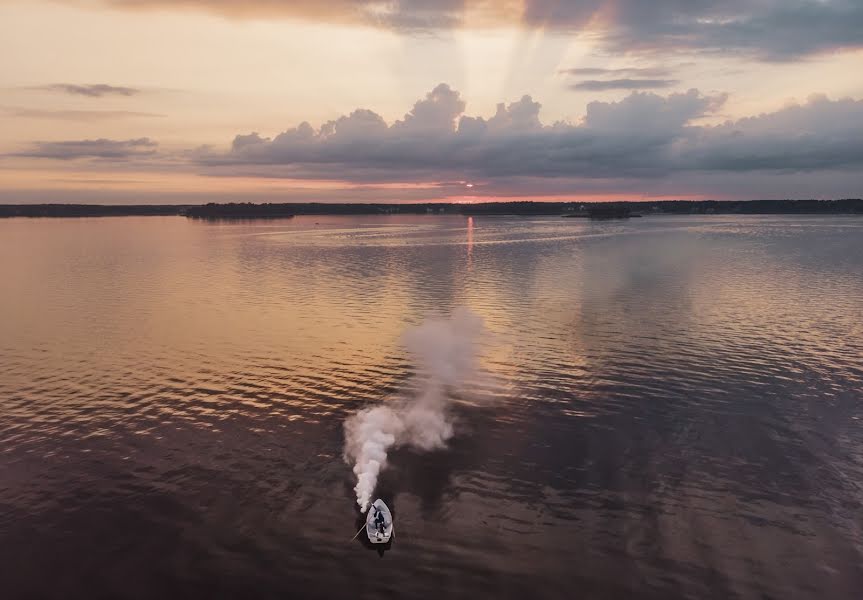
[1,199,861,219]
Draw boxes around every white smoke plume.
[343,308,484,512]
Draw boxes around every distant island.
[1,199,861,219]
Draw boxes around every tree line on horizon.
[1,199,861,218]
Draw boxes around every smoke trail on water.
[343,308,484,512]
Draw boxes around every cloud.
[11,85,860,201]
[394,82,467,133]
[572,79,680,91]
[37,83,141,97]
[561,65,680,91]
[587,0,863,61]
[520,0,863,60]
[682,95,863,171]
[101,0,480,29]
[561,67,673,78]
[14,138,158,160]
[68,0,863,59]
[4,107,164,120]
[583,89,724,134]
[197,84,863,186]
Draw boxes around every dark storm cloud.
[81,0,863,59]
[571,79,680,91]
[38,83,141,97]
[15,138,158,160]
[196,84,863,183]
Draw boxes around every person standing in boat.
[374,507,386,533]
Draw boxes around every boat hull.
[366,499,394,544]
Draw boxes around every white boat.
[366,499,394,544]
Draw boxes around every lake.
[1,214,862,599]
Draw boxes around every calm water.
[1,215,862,599]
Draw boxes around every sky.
[1,0,862,204]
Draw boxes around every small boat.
[366,499,394,544]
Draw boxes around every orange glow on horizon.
[0,165,715,204]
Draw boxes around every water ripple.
[0,215,862,598]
